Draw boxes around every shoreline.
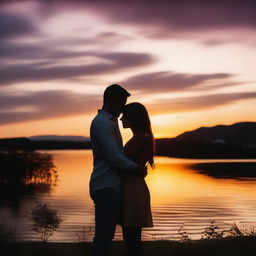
[2,237,256,256]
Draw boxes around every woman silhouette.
[120,102,154,256]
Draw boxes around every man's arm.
[91,118,138,171]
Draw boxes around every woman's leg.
[122,227,144,256]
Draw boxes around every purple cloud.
[121,71,237,93]
[0,12,36,39]
[4,1,256,33]
[83,0,256,38]
[0,90,101,124]
[0,50,155,86]
[0,9,152,86]
[147,92,256,114]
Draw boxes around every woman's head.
[120,103,150,131]
[121,102,155,168]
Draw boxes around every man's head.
[103,84,131,117]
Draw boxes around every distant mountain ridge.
[30,135,90,142]
[156,122,256,158]
[175,122,256,146]
[0,136,91,150]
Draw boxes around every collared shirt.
[89,109,138,197]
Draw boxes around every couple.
[89,84,154,256]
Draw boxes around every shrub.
[31,201,63,242]
[76,226,92,243]
[178,224,191,243]
[228,223,256,237]
[201,220,226,240]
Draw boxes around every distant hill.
[0,136,91,150]
[0,122,256,158]
[30,135,90,142]
[175,122,256,146]
[156,122,256,158]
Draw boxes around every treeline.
[155,138,256,159]
[0,138,91,150]
[1,137,256,158]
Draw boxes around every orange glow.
[51,151,256,212]
[51,150,93,200]
[146,162,214,204]
[146,158,256,207]
[0,115,92,139]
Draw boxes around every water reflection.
[0,151,256,241]
[144,160,256,240]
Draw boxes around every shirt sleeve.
[91,118,138,171]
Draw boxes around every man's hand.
[134,165,148,178]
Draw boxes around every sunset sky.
[1,0,256,140]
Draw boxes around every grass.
[1,220,256,255]
[1,237,256,256]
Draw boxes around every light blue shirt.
[89,109,138,197]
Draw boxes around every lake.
[1,150,256,242]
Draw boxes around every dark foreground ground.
[1,237,256,256]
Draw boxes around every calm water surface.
[1,150,256,241]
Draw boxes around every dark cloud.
[82,0,256,37]
[0,43,81,60]
[147,92,256,114]
[13,0,252,46]
[0,6,147,86]
[4,1,256,34]
[201,39,229,46]
[0,30,133,60]
[0,50,155,85]
[0,90,101,125]
[96,32,133,42]
[39,32,132,47]
[121,71,236,93]
[0,12,36,39]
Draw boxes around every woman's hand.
[134,165,148,178]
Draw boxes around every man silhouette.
[89,84,147,256]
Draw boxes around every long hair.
[122,102,155,168]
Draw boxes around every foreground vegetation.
[1,237,256,256]
[1,221,256,256]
